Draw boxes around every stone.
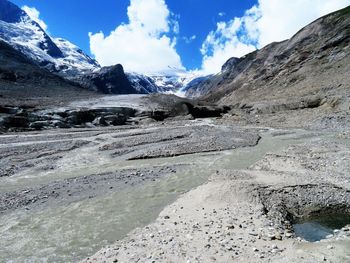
[67,110,96,125]
[93,116,108,126]
[275,233,282,240]
[104,114,127,126]
[52,120,70,129]
[0,106,18,114]
[3,115,29,128]
[189,105,230,119]
[29,121,51,130]
[285,232,293,238]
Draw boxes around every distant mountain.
[76,64,159,94]
[181,75,212,98]
[0,0,206,96]
[76,65,207,95]
[148,72,209,96]
[188,6,350,106]
[0,39,95,107]
[0,0,99,77]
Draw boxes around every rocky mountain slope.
[189,6,350,111]
[75,64,189,94]
[0,39,96,108]
[76,64,160,94]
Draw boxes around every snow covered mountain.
[124,68,208,95]
[0,0,206,96]
[148,71,208,96]
[126,73,161,93]
[0,0,99,77]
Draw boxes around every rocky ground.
[84,137,350,263]
[0,166,181,214]
[0,121,259,179]
[1,95,349,263]
[1,4,349,263]
[0,115,262,262]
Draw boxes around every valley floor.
[0,96,349,262]
[85,129,350,263]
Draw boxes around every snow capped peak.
[0,0,100,77]
[52,38,100,75]
[146,71,208,96]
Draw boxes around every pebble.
[285,232,293,238]
[275,233,282,240]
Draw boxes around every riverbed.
[0,123,334,262]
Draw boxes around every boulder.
[190,105,230,118]
[52,120,70,129]
[168,102,191,117]
[138,117,157,125]
[29,121,51,130]
[104,114,127,126]
[0,106,18,114]
[150,110,169,121]
[67,110,96,125]
[3,115,28,128]
[92,116,108,126]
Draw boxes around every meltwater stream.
[0,129,321,262]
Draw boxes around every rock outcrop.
[77,64,135,94]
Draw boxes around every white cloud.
[183,35,196,44]
[255,0,350,47]
[22,5,48,31]
[200,0,350,74]
[199,11,258,74]
[89,0,184,74]
[218,12,226,17]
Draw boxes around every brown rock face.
[189,6,350,108]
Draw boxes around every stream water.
[0,129,325,262]
[293,214,350,242]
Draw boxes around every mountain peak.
[0,0,99,77]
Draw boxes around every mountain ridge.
[0,0,99,76]
[187,5,350,109]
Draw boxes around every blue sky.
[11,0,350,74]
